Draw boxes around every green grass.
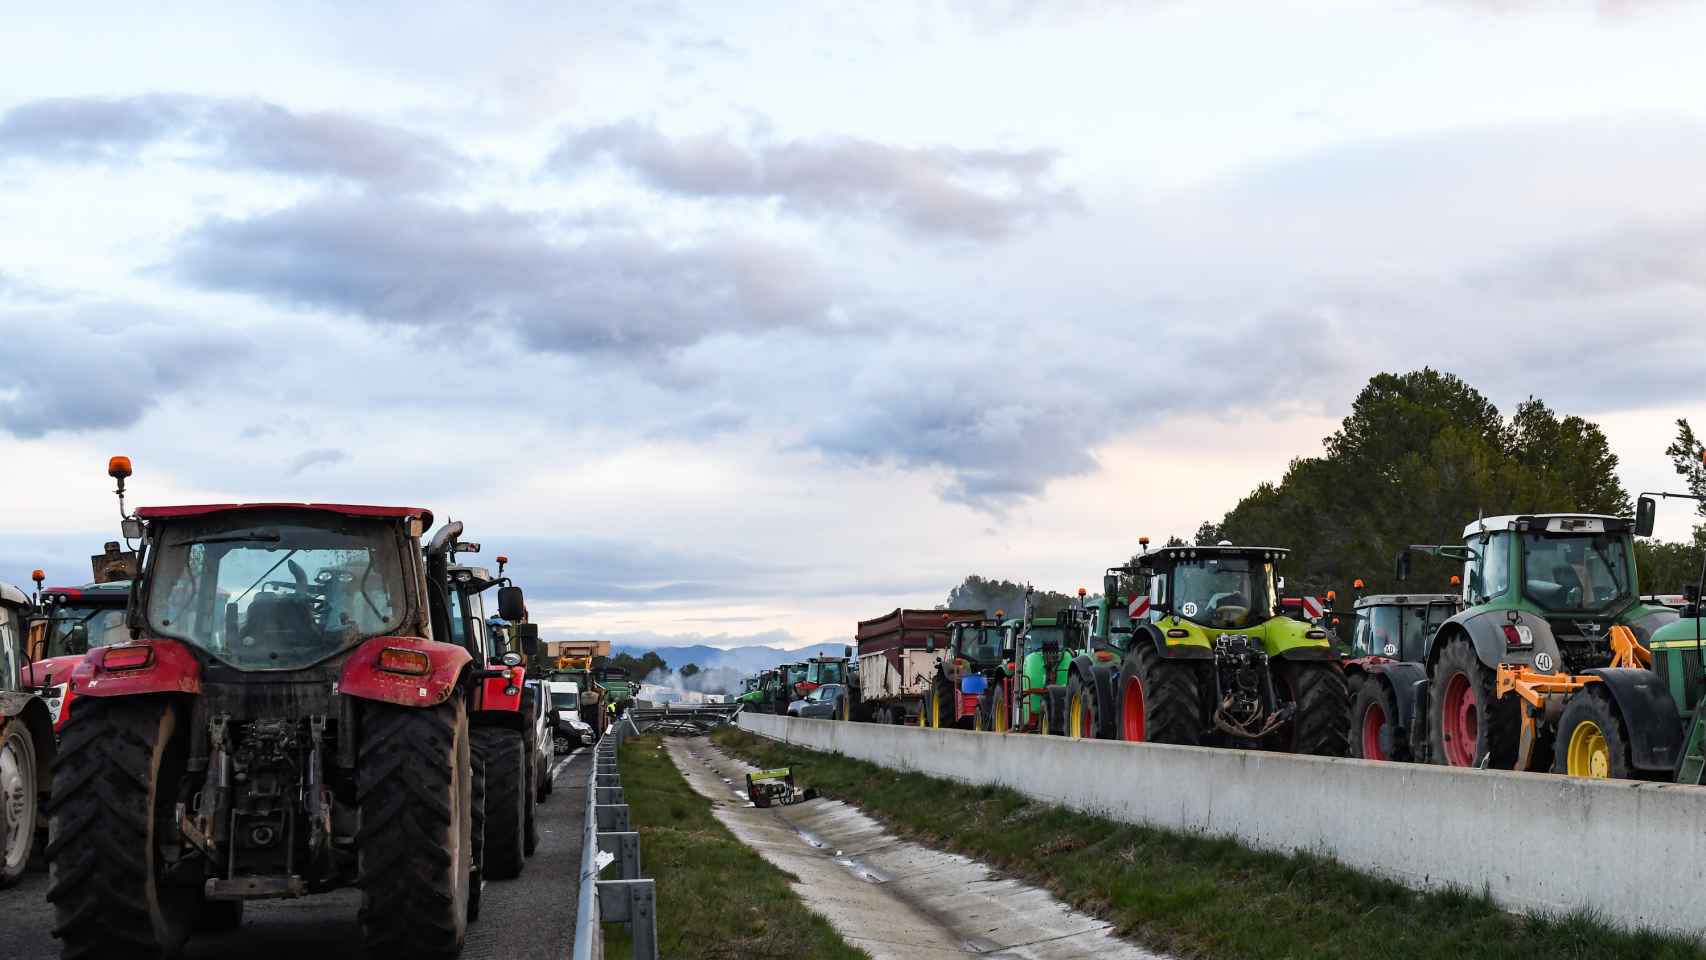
[601,736,869,960]
[712,727,1706,960]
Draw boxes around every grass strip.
[712,726,1706,960]
[601,735,869,960]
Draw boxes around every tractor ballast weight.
[47,461,480,958]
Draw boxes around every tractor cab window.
[1365,605,1403,658]
[147,514,407,670]
[1170,556,1275,629]
[1351,613,1373,657]
[1520,532,1632,614]
[0,609,19,693]
[1463,533,1509,604]
[41,604,130,658]
[1024,625,1065,652]
[811,661,845,685]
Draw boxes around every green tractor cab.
[1061,573,1145,739]
[1397,512,1678,770]
[1115,542,1349,754]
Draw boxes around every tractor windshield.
[1171,555,1276,629]
[1357,604,1451,661]
[146,514,407,670]
[41,604,130,658]
[956,626,1005,662]
[1520,532,1633,614]
[807,660,846,685]
[1024,625,1065,652]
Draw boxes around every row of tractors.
[832,486,1706,787]
[734,655,856,719]
[0,457,576,959]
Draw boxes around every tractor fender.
[1584,667,1685,772]
[338,635,472,708]
[1270,645,1340,662]
[1428,610,1558,673]
[69,638,203,699]
[470,664,527,720]
[0,693,54,796]
[1624,605,1682,645]
[1135,623,1212,661]
[1346,659,1427,732]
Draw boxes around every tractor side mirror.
[497,585,527,622]
[1394,550,1411,582]
[1102,573,1119,599]
[515,622,540,656]
[1635,495,1657,538]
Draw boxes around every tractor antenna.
[31,569,44,606]
[496,554,509,577]
[108,456,138,550]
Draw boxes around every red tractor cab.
[49,458,481,958]
[21,578,131,729]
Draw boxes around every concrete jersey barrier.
[738,712,1706,938]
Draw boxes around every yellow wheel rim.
[1069,691,1085,738]
[994,696,1008,732]
[932,693,943,729]
[1568,720,1611,778]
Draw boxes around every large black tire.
[48,696,196,960]
[1041,686,1069,736]
[540,753,554,799]
[523,758,539,857]
[1,716,40,888]
[1348,674,1408,762]
[1115,642,1203,745]
[1066,673,1099,739]
[1428,637,1517,768]
[468,737,485,923]
[1274,661,1350,757]
[357,696,473,959]
[1552,687,1636,780]
[473,727,527,880]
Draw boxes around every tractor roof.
[40,580,131,604]
[0,581,28,607]
[1354,593,1460,609]
[1462,514,1625,538]
[1139,545,1289,564]
[136,503,433,526]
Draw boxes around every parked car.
[524,679,554,800]
[787,683,848,719]
[548,680,596,751]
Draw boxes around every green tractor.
[1061,578,1142,739]
[1473,492,1706,781]
[974,598,1085,735]
[1396,512,1679,770]
[1114,542,1349,754]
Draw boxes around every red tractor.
[424,537,539,896]
[47,458,513,958]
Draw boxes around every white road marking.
[549,749,580,785]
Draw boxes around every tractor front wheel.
[1428,638,1516,768]
[1041,686,1069,736]
[1552,688,1634,780]
[1116,643,1202,745]
[48,696,196,959]
[1349,676,1406,762]
[1274,661,1350,757]
[1066,674,1097,739]
[0,716,40,888]
[473,727,528,880]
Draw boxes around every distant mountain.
[610,641,852,675]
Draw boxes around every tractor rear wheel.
[1349,676,1406,762]
[1066,674,1097,739]
[48,696,196,960]
[357,696,472,959]
[1428,638,1517,768]
[1042,686,1069,736]
[1,716,39,888]
[1274,661,1349,756]
[1116,643,1203,745]
[1552,688,1634,780]
[474,727,528,880]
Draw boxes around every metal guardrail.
[570,729,657,960]
[623,702,741,736]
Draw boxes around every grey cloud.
[444,535,792,605]
[551,122,1080,239]
[1470,218,1706,298]
[0,95,463,190]
[1433,0,1679,18]
[172,195,848,359]
[287,448,348,475]
[0,303,247,437]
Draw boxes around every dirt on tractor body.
[666,737,1166,960]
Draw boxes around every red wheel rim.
[1441,672,1478,766]
[1079,695,1094,738]
[1120,674,1145,741]
[1360,700,1388,761]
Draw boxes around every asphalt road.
[0,746,591,960]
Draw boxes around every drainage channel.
[666,738,1169,960]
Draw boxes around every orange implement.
[1495,625,1648,770]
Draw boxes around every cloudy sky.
[3,1,1704,651]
